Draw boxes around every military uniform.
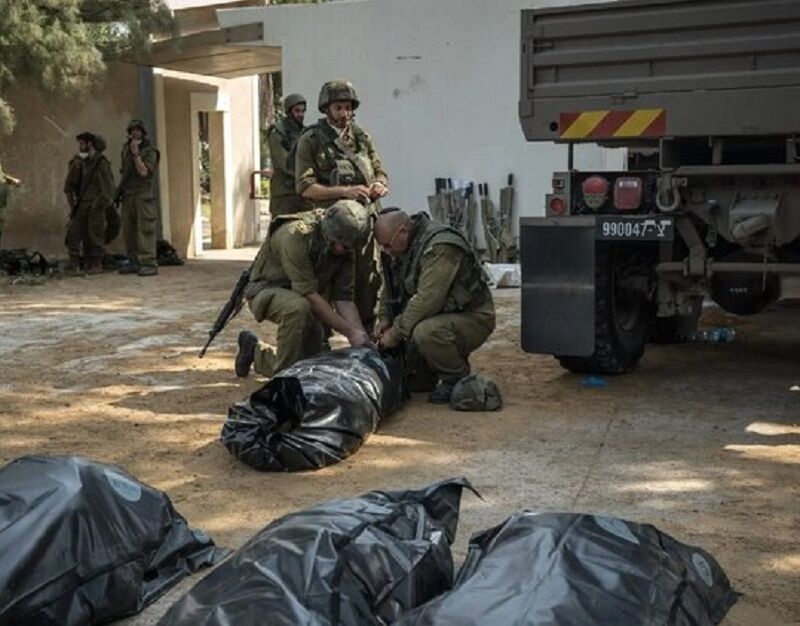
[267,116,312,216]
[64,147,114,266]
[245,208,355,376]
[295,118,387,327]
[381,212,495,387]
[119,137,159,270]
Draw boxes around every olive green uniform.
[295,118,387,328]
[119,140,159,269]
[381,213,495,386]
[64,153,115,259]
[266,116,312,216]
[245,208,355,376]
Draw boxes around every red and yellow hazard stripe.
[559,109,666,139]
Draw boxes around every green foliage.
[0,0,174,135]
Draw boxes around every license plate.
[596,216,674,241]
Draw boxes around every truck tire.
[649,298,702,344]
[557,243,654,375]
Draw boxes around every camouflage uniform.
[244,208,355,376]
[64,141,115,265]
[119,127,159,271]
[295,117,387,328]
[267,101,312,216]
[381,212,495,387]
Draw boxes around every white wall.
[219,0,622,236]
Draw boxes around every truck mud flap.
[520,217,595,356]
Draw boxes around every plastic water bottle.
[692,327,736,343]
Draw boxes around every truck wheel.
[557,243,654,374]
[650,298,702,344]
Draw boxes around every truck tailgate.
[519,0,800,142]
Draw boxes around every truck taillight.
[613,177,643,210]
[582,175,609,210]
[548,195,567,215]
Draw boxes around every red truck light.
[614,177,643,210]
[548,195,567,214]
[582,175,609,210]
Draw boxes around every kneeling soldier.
[374,208,496,404]
[235,200,373,378]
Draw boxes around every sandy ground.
[0,252,798,625]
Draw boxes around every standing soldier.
[374,208,496,404]
[0,160,21,248]
[294,79,389,331]
[234,200,373,378]
[266,93,313,216]
[64,132,115,274]
[118,119,159,276]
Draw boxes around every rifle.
[199,266,252,358]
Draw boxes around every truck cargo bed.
[519,0,800,142]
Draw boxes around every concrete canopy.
[133,22,280,78]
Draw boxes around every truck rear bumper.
[520,217,597,356]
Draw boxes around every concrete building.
[1,0,271,259]
[217,0,622,241]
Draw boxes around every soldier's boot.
[428,382,456,405]
[86,256,104,275]
[235,330,258,378]
[65,255,83,276]
[118,259,139,274]
[137,266,158,277]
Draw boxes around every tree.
[0,0,174,136]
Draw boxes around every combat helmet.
[317,80,360,113]
[126,119,148,135]
[283,93,306,114]
[322,200,369,249]
[450,374,503,412]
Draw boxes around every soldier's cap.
[76,131,95,143]
[321,200,370,249]
[450,374,503,412]
[127,119,148,135]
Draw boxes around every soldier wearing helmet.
[266,93,313,216]
[294,79,389,331]
[63,131,115,274]
[374,208,496,405]
[117,118,160,277]
[234,200,374,378]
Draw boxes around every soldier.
[294,79,389,330]
[374,208,496,404]
[64,132,115,274]
[0,161,21,248]
[266,93,313,216]
[117,119,159,276]
[235,199,373,378]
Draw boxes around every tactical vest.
[269,116,304,194]
[305,119,375,187]
[119,140,158,194]
[247,209,326,294]
[397,213,491,313]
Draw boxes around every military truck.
[519,0,800,374]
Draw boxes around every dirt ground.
[1,252,798,625]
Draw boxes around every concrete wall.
[1,63,141,256]
[219,0,622,239]
[158,70,259,257]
